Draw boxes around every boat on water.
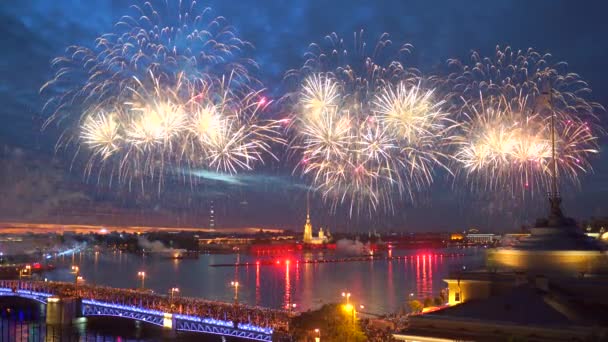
[161,251,199,260]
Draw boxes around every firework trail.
[41,0,281,189]
[445,46,604,117]
[285,32,455,216]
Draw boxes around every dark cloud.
[0,145,89,220]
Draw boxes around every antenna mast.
[549,84,558,200]
[542,79,564,224]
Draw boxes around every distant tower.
[303,195,313,243]
[318,227,325,240]
[209,201,215,228]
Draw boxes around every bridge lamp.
[170,287,179,301]
[71,265,81,288]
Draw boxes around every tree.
[408,300,423,314]
[433,297,443,306]
[439,289,448,303]
[423,297,434,308]
[290,303,367,342]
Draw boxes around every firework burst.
[446,46,604,196]
[286,32,454,215]
[80,110,122,160]
[41,0,280,189]
[41,0,255,115]
[453,94,599,195]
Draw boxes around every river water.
[41,247,485,314]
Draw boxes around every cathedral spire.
[303,192,313,242]
[306,192,311,224]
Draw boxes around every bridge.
[0,280,289,341]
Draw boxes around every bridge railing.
[0,280,290,333]
[0,286,52,304]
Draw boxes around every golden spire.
[306,192,311,224]
[303,192,313,242]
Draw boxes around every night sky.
[1,0,608,232]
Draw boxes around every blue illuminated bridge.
[0,280,291,341]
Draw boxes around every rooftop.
[426,284,605,327]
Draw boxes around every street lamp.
[170,287,179,301]
[288,303,297,315]
[230,281,239,305]
[71,265,80,296]
[314,328,321,342]
[341,291,351,305]
[71,266,80,283]
[137,271,146,290]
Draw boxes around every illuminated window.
[454,292,461,302]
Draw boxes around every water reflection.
[0,316,228,341]
[282,263,287,310]
[44,248,483,314]
[255,263,261,306]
